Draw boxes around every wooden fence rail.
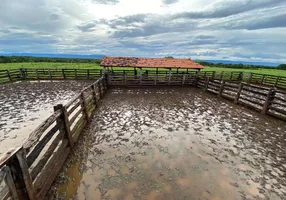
[107,70,285,121]
[0,76,107,200]
[197,79,286,121]
[0,68,286,89]
[0,68,103,83]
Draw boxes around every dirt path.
[48,87,286,200]
[0,80,93,156]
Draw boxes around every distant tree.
[165,56,174,59]
[278,64,286,70]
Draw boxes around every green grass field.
[0,62,286,76]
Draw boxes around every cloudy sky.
[0,0,285,63]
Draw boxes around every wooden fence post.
[154,70,157,85]
[218,80,225,97]
[123,71,127,85]
[98,82,102,99]
[274,77,279,87]
[234,83,243,104]
[182,73,186,86]
[7,70,12,81]
[261,74,265,84]
[87,69,90,80]
[205,77,210,91]
[211,71,215,79]
[35,69,39,80]
[168,69,171,85]
[237,72,243,81]
[54,104,74,148]
[230,72,233,80]
[3,166,20,200]
[140,68,142,86]
[248,73,252,83]
[91,84,98,107]
[81,92,90,123]
[262,88,276,114]
[16,149,36,200]
[219,72,223,80]
[62,69,66,79]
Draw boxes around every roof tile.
[100,56,204,69]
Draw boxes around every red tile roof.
[100,56,204,69]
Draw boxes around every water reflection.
[0,80,94,155]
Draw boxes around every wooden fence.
[197,78,286,121]
[0,75,107,200]
[107,70,286,121]
[0,68,103,83]
[1,68,285,89]
[106,70,286,89]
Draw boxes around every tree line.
[197,61,286,70]
[0,56,102,64]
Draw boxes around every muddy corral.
[0,80,93,155]
[48,88,286,200]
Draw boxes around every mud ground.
[0,80,93,156]
[48,87,286,200]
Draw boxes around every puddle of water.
[0,80,94,156]
[48,88,286,200]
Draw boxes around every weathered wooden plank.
[238,100,262,112]
[69,107,84,126]
[71,115,85,135]
[37,147,70,199]
[0,147,22,169]
[262,89,276,114]
[267,111,286,121]
[91,84,98,106]
[16,149,36,200]
[239,96,264,106]
[72,119,87,143]
[269,106,286,115]
[30,132,64,180]
[3,166,19,200]
[33,140,68,191]
[234,83,243,104]
[23,110,62,152]
[67,100,82,116]
[242,87,268,96]
[218,80,225,97]
[27,123,59,167]
[274,95,286,103]
[65,93,81,109]
[223,86,238,93]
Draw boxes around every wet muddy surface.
[0,80,93,156]
[48,87,286,200]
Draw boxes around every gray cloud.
[173,0,285,19]
[91,0,119,5]
[162,0,179,5]
[77,22,98,32]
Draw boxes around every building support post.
[139,68,142,86]
[168,68,171,85]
